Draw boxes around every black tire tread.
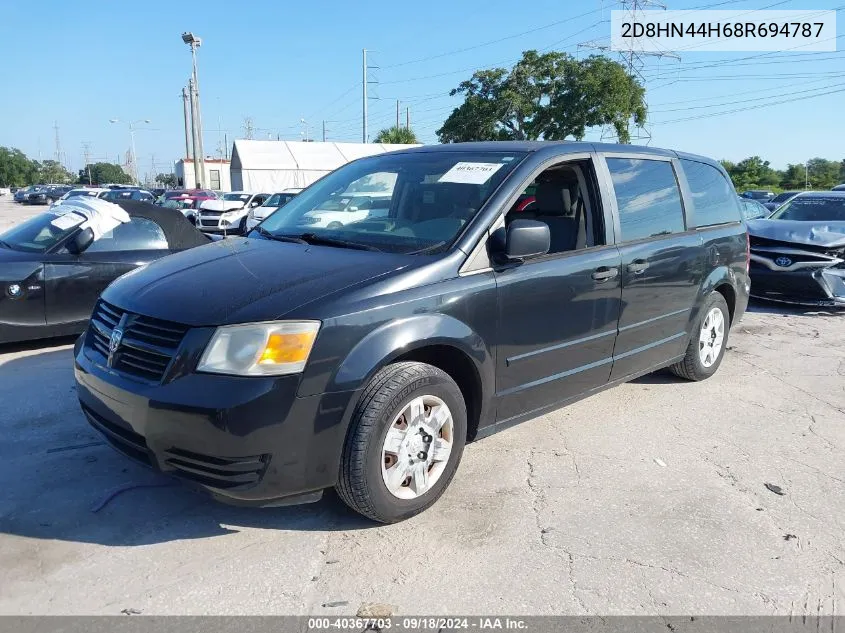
[336,361,464,523]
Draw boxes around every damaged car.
[0,198,215,344]
[747,191,845,307]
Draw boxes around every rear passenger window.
[606,158,685,242]
[681,159,741,227]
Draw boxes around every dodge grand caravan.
[74,142,750,523]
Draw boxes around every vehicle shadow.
[0,334,79,354]
[0,347,376,549]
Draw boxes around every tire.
[669,292,731,381]
[327,221,343,230]
[336,361,467,523]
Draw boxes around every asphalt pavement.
[0,196,843,615]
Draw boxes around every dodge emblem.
[774,256,792,268]
[107,328,124,366]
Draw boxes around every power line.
[651,80,845,113]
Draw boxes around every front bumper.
[750,265,845,307]
[73,334,355,506]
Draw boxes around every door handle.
[591,266,619,282]
[627,260,650,274]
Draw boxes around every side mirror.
[491,219,550,262]
[66,227,95,255]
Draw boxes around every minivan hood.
[102,237,414,326]
[747,219,845,248]
[201,199,245,212]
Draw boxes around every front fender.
[326,313,491,396]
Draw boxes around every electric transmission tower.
[243,117,255,140]
[580,0,679,144]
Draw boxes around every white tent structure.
[230,140,420,192]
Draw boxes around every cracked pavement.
[1,199,843,615]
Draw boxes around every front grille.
[89,300,189,383]
[162,448,270,489]
[201,210,224,217]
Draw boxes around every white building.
[174,158,231,191]
[229,140,420,192]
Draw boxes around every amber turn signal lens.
[258,331,318,365]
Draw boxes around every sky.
[1,0,842,180]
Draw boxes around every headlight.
[197,321,320,376]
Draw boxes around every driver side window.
[86,217,168,252]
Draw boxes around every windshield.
[264,193,297,207]
[771,191,799,203]
[741,199,769,220]
[0,209,85,253]
[257,151,524,254]
[224,193,251,202]
[769,196,845,222]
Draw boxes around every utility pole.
[406,107,410,130]
[362,49,368,143]
[188,77,202,188]
[53,121,62,168]
[805,162,810,189]
[82,143,93,184]
[396,100,400,128]
[322,120,327,142]
[182,86,192,160]
[579,0,679,144]
[224,132,228,159]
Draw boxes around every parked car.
[10,187,20,194]
[158,189,217,223]
[244,189,302,232]
[101,189,156,203]
[73,141,749,523]
[296,192,393,229]
[25,185,73,205]
[196,192,270,234]
[739,197,770,220]
[741,189,775,202]
[53,188,111,205]
[14,186,37,202]
[832,184,845,191]
[747,191,845,307]
[763,190,804,211]
[0,198,215,344]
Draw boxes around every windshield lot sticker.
[49,212,86,230]
[439,162,504,185]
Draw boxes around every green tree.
[78,162,132,186]
[38,160,73,184]
[437,51,646,144]
[0,146,39,186]
[374,126,419,144]
[779,164,806,190]
[806,158,840,189]
[722,156,780,191]
[155,172,178,188]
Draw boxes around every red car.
[159,190,217,223]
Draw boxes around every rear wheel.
[336,362,467,523]
[327,221,343,230]
[669,292,730,381]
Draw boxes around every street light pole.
[182,32,206,188]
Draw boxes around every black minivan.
[74,142,750,523]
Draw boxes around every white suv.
[196,192,269,234]
[245,189,303,232]
[297,192,392,230]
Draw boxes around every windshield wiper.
[253,227,307,244]
[297,233,380,251]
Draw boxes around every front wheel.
[669,292,730,381]
[336,362,467,523]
